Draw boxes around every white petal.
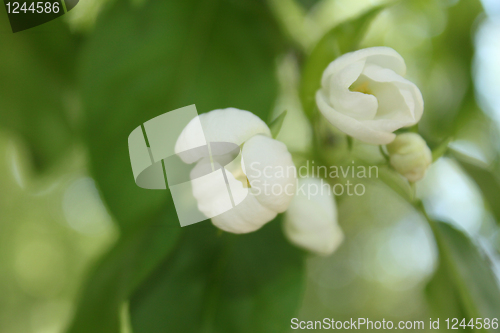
[283,178,343,256]
[316,91,396,144]
[321,47,406,88]
[211,193,277,234]
[242,135,297,212]
[361,63,424,124]
[175,108,271,163]
[189,159,275,234]
[189,160,236,219]
[327,60,378,120]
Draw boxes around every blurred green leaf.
[426,257,471,326]
[79,0,284,231]
[422,0,484,140]
[269,110,287,138]
[299,5,386,120]
[0,12,77,171]
[130,219,305,333]
[296,0,319,11]
[427,220,500,328]
[453,151,500,225]
[66,205,181,333]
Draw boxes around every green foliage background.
[1,0,500,332]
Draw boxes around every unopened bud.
[386,133,432,182]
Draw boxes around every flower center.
[349,81,373,95]
[227,161,251,188]
[236,167,251,187]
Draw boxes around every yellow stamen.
[350,81,373,95]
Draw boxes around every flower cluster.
[175,47,432,256]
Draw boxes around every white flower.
[283,178,343,256]
[386,133,432,182]
[175,108,297,234]
[316,47,424,145]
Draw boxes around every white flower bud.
[386,132,432,182]
[316,47,424,145]
[283,178,343,256]
[175,108,296,234]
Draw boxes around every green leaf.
[422,0,484,139]
[66,204,181,333]
[0,12,77,171]
[299,5,386,120]
[453,151,500,225]
[78,0,284,231]
[427,220,500,327]
[269,110,287,138]
[426,257,471,324]
[296,0,319,11]
[129,219,305,333]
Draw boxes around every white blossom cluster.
[175,47,432,256]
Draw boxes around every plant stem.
[379,145,390,163]
[347,136,353,152]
